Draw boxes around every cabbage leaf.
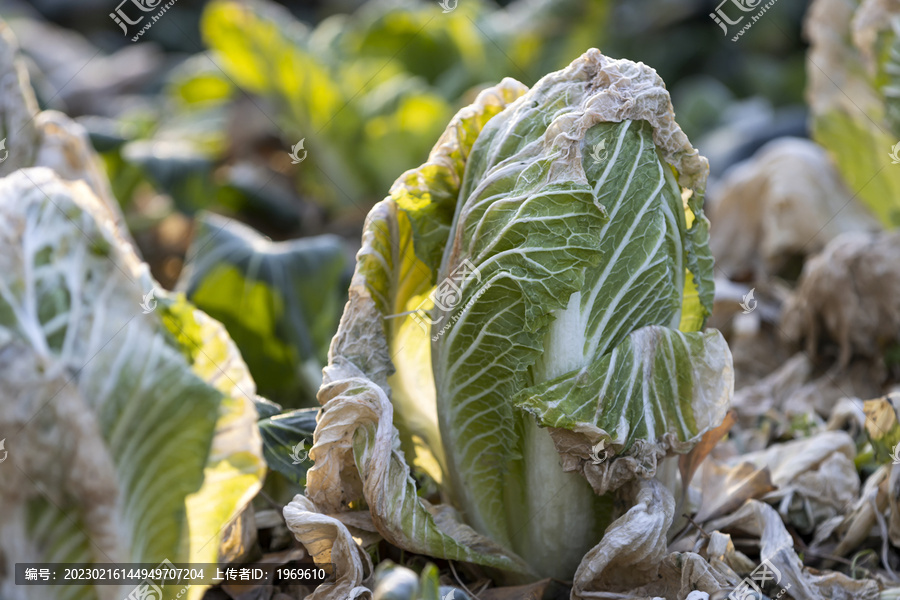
[0,169,265,600]
[179,212,346,407]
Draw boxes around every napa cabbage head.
[288,49,732,586]
[428,51,729,578]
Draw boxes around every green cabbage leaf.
[0,168,265,600]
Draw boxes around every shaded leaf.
[259,407,319,486]
[179,212,346,407]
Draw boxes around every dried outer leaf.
[731,353,813,421]
[708,500,880,599]
[571,479,674,597]
[565,467,742,598]
[727,431,859,532]
[0,19,40,172]
[566,512,734,598]
[694,461,775,523]
[812,465,889,557]
[844,476,887,557]
[679,410,737,493]
[603,551,733,600]
[709,138,880,279]
[782,231,900,368]
[737,431,856,487]
[890,463,900,548]
[863,393,900,463]
[304,364,533,574]
[858,393,900,547]
[704,530,757,578]
[662,553,733,600]
[0,19,127,233]
[283,495,373,600]
[783,452,860,533]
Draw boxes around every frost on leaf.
[0,168,264,600]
